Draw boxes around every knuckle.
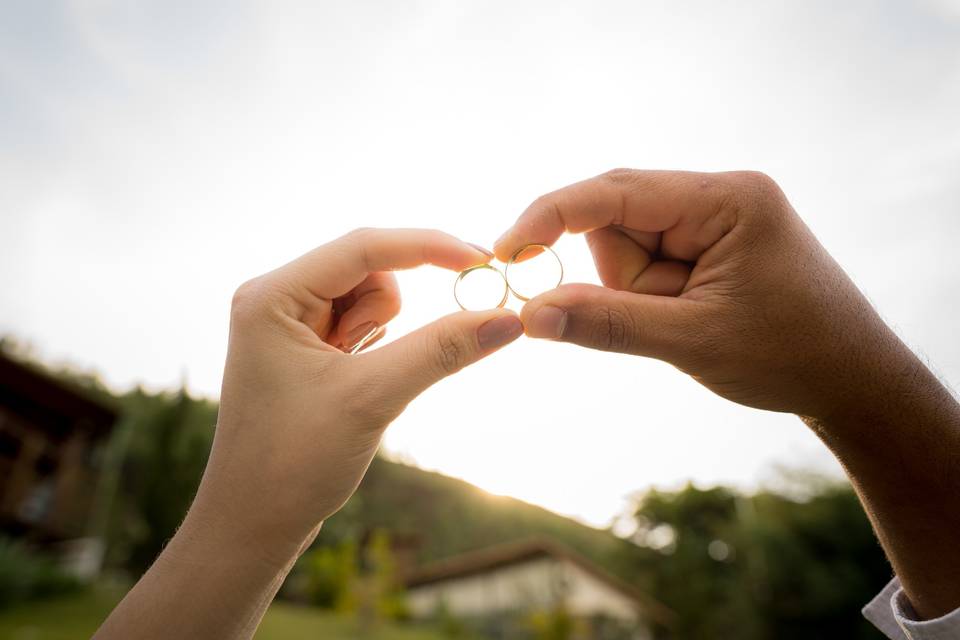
[433,331,469,376]
[384,290,403,319]
[601,167,637,184]
[230,277,268,321]
[529,194,555,213]
[590,304,635,352]
[338,227,378,270]
[344,227,376,243]
[731,171,784,204]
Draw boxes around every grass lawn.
[0,587,450,640]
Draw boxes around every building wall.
[560,561,641,621]
[407,556,561,618]
[406,555,643,624]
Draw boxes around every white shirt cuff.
[864,577,960,640]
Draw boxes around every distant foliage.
[364,530,409,622]
[303,540,358,610]
[295,530,409,625]
[101,387,218,574]
[433,600,471,639]
[619,482,891,640]
[0,537,82,608]
[527,604,575,640]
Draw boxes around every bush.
[528,605,575,640]
[303,541,358,610]
[0,537,82,608]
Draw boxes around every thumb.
[358,308,523,402]
[520,283,702,363]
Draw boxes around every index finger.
[278,228,492,301]
[493,169,746,263]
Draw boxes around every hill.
[318,455,632,579]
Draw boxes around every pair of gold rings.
[454,243,563,311]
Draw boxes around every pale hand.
[94,228,523,640]
[208,228,523,555]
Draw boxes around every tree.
[618,481,890,639]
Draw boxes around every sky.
[2,0,959,528]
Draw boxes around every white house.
[404,538,672,638]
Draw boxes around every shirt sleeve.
[864,577,960,640]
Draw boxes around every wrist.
[802,340,959,467]
[178,476,321,573]
[170,502,298,575]
[190,430,328,564]
[800,338,960,620]
[800,318,917,428]
[95,483,317,640]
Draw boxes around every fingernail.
[467,243,494,258]
[345,321,379,352]
[350,325,385,354]
[526,305,567,340]
[477,315,523,352]
[494,230,510,249]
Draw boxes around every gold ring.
[453,263,509,311]
[504,243,564,302]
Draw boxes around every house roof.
[404,537,674,626]
[0,352,118,439]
